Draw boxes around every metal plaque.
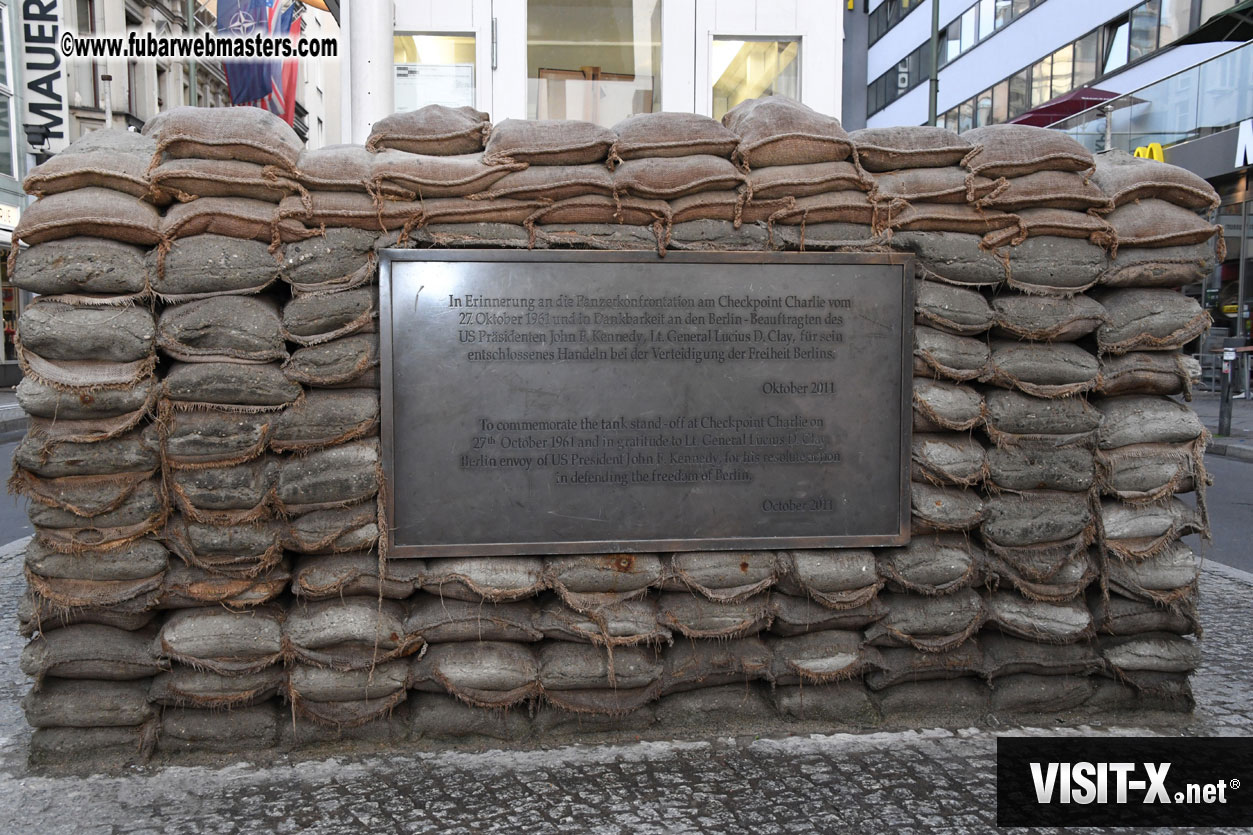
[380,250,913,557]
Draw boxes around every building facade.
[373,0,843,130]
[0,0,341,385]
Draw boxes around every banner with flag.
[217,0,301,125]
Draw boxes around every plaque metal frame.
[380,250,914,557]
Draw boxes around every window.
[869,0,921,47]
[944,21,961,65]
[1201,0,1239,20]
[1030,55,1051,107]
[975,89,993,127]
[1073,31,1099,88]
[992,79,1009,123]
[994,0,1013,29]
[1129,0,1160,62]
[959,99,975,133]
[1050,43,1074,99]
[978,0,995,40]
[1012,0,1031,15]
[1008,68,1029,118]
[712,38,798,122]
[1158,0,1190,46]
[393,35,476,111]
[529,0,662,125]
[960,6,978,52]
[1103,18,1130,74]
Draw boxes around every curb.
[1206,439,1253,463]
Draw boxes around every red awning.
[1009,87,1121,127]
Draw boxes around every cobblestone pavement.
[0,530,1250,834]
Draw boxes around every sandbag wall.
[7,99,1216,761]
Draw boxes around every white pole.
[102,73,113,127]
[348,0,393,145]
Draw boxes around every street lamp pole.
[927,0,941,125]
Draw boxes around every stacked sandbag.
[10,104,1220,760]
[9,129,168,763]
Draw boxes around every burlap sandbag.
[21,624,163,683]
[609,112,740,163]
[296,144,406,194]
[913,326,989,381]
[910,481,984,532]
[1100,497,1203,560]
[981,340,1098,397]
[366,105,491,155]
[150,158,300,204]
[158,561,290,609]
[722,96,853,169]
[911,432,988,486]
[24,537,167,610]
[18,375,156,443]
[776,548,882,609]
[1093,288,1210,354]
[283,597,419,671]
[1100,633,1200,674]
[164,517,284,581]
[422,196,548,227]
[18,299,154,363]
[14,187,161,246]
[1095,395,1205,449]
[887,203,1020,236]
[281,287,376,346]
[661,637,772,695]
[14,427,158,478]
[912,378,984,432]
[157,605,284,674]
[284,501,380,555]
[484,118,615,166]
[982,389,1100,447]
[1097,352,1199,398]
[914,279,993,335]
[1105,199,1221,249]
[371,150,525,198]
[981,207,1113,250]
[413,641,539,708]
[23,679,156,729]
[542,553,662,610]
[23,128,155,199]
[281,226,379,293]
[148,666,284,709]
[983,634,1101,680]
[770,593,885,635]
[877,533,983,596]
[271,389,379,452]
[768,191,880,229]
[282,333,379,387]
[150,234,280,301]
[657,592,773,639]
[1090,592,1196,636]
[987,444,1094,492]
[745,161,868,201]
[13,464,158,519]
[870,167,1000,204]
[1001,236,1110,296]
[163,361,302,411]
[865,643,985,691]
[157,296,286,363]
[18,593,155,637]
[274,439,380,514]
[539,598,670,647]
[14,237,150,300]
[1091,149,1219,210]
[992,293,1107,342]
[420,557,545,603]
[889,231,1006,288]
[1098,442,1201,505]
[293,553,421,601]
[849,125,971,171]
[408,596,541,642]
[168,458,277,522]
[161,409,273,469]
[468,163,614,201]
[667,191,779,225]
[984,592,1093,644]
[144,105,303,169]
[537,642,661,713]
[1099,240,1219,289]
[960,124,1095,178]
[769,630,875,683]
[29,477,166,553]
[160,197,309,244]
[864,589,984,651]
[612,155,746,199]
[975,170,1111,212]
[981,490,1092,550]
[661,551,780,601]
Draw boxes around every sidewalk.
[0,389,21,439]
[1192,392,1253,462]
